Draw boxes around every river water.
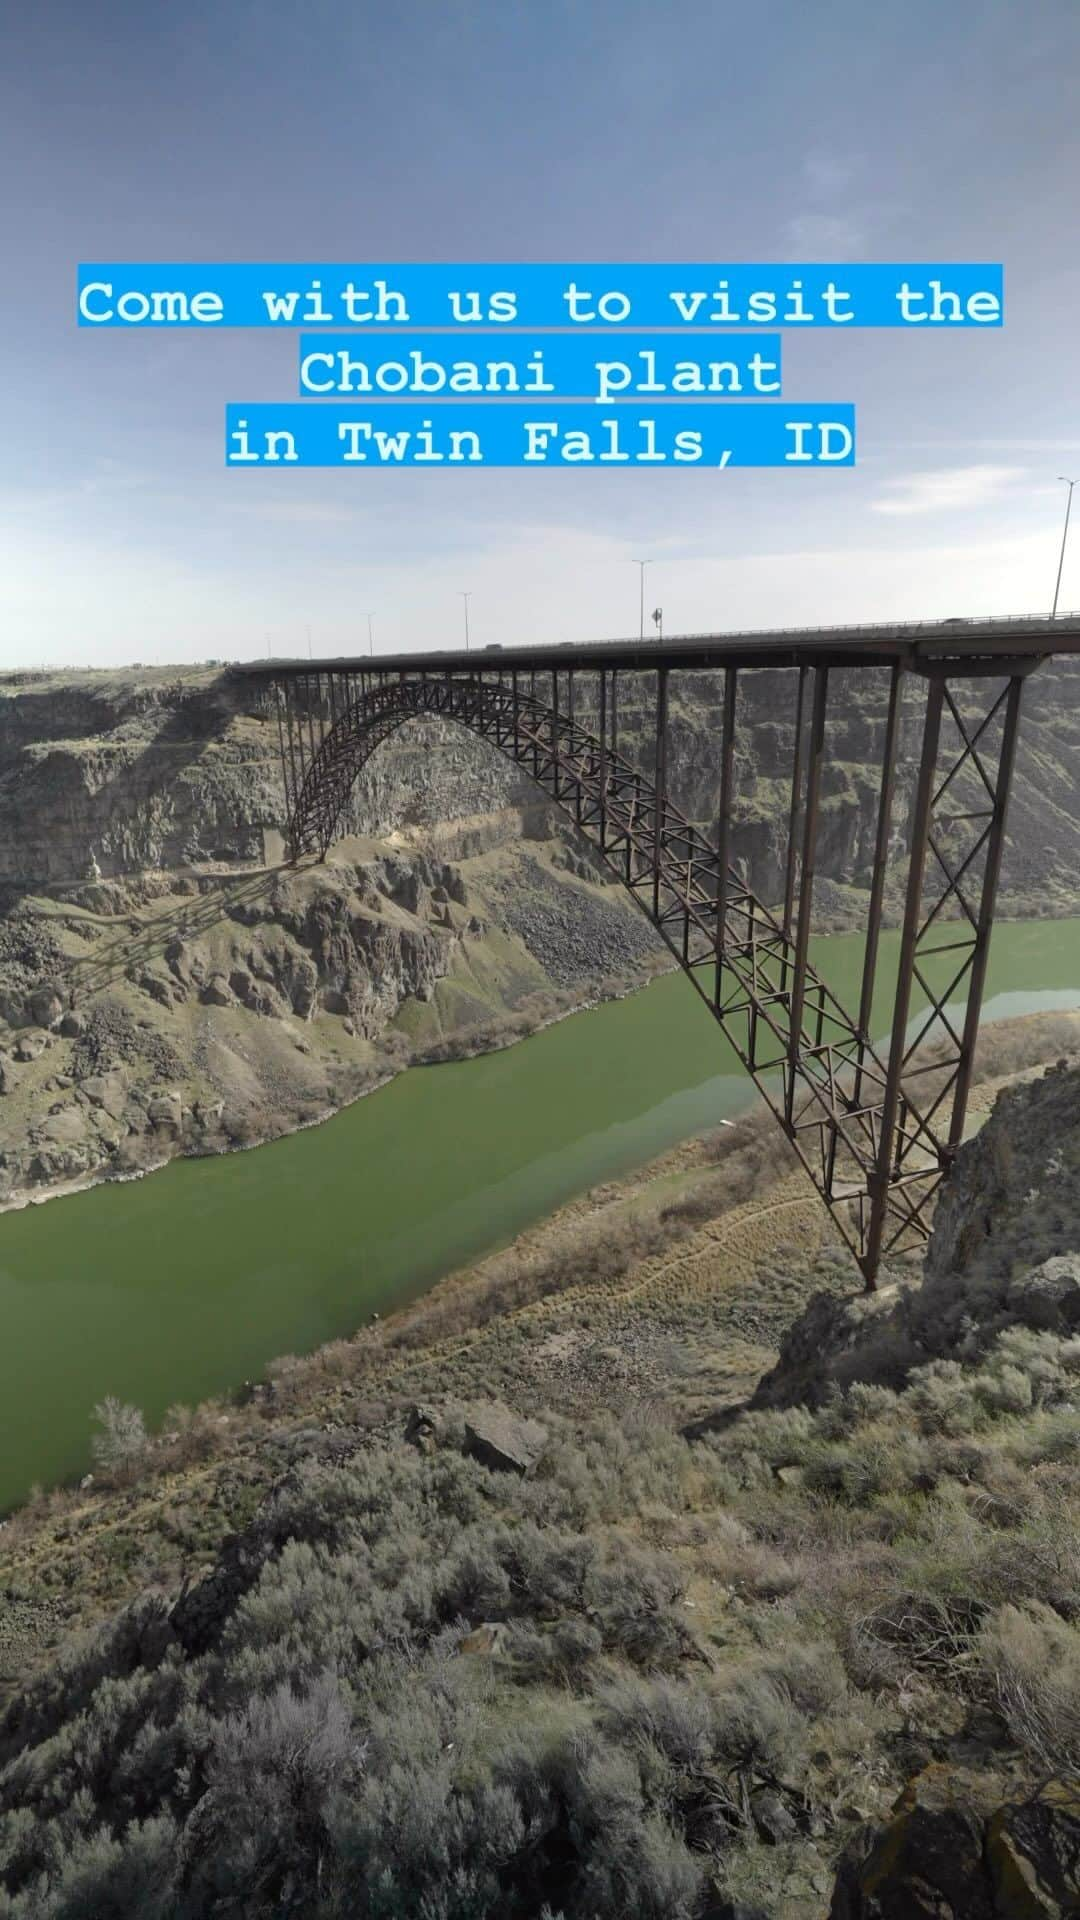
[1,917,1078,1510]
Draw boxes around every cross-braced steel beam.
[268,656,1034,1287]
[861,665,1029,1273]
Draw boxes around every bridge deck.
[233,611,1080,678]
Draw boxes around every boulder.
[148,1091,184,1131]
[41,1107,89,1147]
[404,1404,440,1454]
[0,1060,15,1096]
[59,1009,85,1038]
[246,983,286,1019]
[775,1464,806,1490]
[986,1780,1080,1918]
[14,1033,47,1063]
[29,1143,94,1182]
[829,1767,994,1917]
[200,973,234,1008]
[464,1403,547,1476]
[29,984,64,1029]
[81,1073,128,1120]
[1006,1255,1080,1333]
[751,1786,800,1844]
[457,1622,508,1656]
[164,937,195,981]
[139,970,183,1008]
[90,1111,125,1148]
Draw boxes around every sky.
[2,0,1080,667]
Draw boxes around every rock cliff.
[750,1055,1080,1410]
[3,657,1079,909]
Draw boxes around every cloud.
[800,150,858,197]
[223,498,361,526]
[870,465,1026,515]
[783,149,865,257]
[0,461,155,521]
[783,212,864,258]
[885,439,1080,457]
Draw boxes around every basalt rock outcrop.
[750,1056,1080,1408]
[0,668,530,891]
[0,848,500,1201]
[829,1769,1080,1918]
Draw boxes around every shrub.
[555,1736,707,1919]
[507,1619,603,1685]
[904,1360,979,1435]
[184,1672,364,1909]
[90,1398,149,1476]
[595,1673,719,1773]
[976,1601,1080,1778]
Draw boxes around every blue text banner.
[78,264,1004,328]
[225,403,856,467]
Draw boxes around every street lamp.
[629,558,651,641]
[459,591,471,650]
[367,612,375,656]
[1052,477,1076,620]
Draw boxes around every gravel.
[489,856,662,987]
[71,999,185,1081]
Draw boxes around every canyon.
[0,655,1078,1207]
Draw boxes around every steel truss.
[267,656,1031,1287]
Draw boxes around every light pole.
[629,558,651,641]
[367,612,375,656]
[459,592,471,650]
[1052,477,1076,619]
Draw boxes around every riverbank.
[0,964,660,1219]
[1,863,1073,1220]
[2,1002,1078,1660]
[0,832,669,1211]
[1,920,1079,1514]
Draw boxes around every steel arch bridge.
[235,613,1080,1288]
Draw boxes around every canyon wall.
[3,657,1078,914]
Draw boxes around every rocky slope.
[0,668,673,1202]
[750,1053,1080,1414]
[0,1045,1077,1917]
[0,843,663,1205]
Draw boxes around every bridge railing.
[514,609,1080,650]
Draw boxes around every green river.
[2,917,1079,1511]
